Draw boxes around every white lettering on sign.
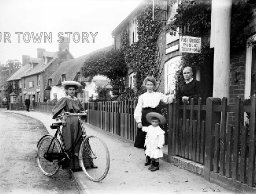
[180,36,201,53]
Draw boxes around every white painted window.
[129,17,138,45]
[128,72,136,89]
[19,80,22,89]
[28,81,34,88]
[164,56,182,94]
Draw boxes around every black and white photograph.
[0,0,255,193]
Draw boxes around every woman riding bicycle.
[52,81,96,171]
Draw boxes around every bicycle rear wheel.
[79,136,110,182]
[37,135,62,176]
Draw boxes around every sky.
[0,0,142,64]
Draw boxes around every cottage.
[111,0,188,96]
[7,38,73,104]
[49,47,111,103]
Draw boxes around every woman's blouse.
[52,96,84,119]
[134,92,173,123]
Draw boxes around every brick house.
[7,39,73,104]
[6,63,30,103]
[112,0,187,96]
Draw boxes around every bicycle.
[36,112,110,182]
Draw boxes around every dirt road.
[0,111,80,194]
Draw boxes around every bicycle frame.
[43,112,88,163]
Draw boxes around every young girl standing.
[134,76,173,164]
[142,112,166,171]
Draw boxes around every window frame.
[128,72,136,89]
[28,81,34,88]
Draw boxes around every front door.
[251,48,256,96]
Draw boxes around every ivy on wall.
[121,3,163,91]
[168,0,253,85]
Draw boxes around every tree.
[82,48,127,93]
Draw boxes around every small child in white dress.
[142,112,166,171]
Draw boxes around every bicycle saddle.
[50,122,62,129]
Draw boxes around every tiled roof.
[7,64,30,81]
[50,46,113,86]
[43,51,57,58]
[22,58,57,77]
[112,0,145,36]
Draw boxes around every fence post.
[247,95,256,186]
[204,97,221,181]
[168,102,175,159]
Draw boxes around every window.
[19,80,22,89]
[12,81,15,89]
[28,81,34,88]
[61,74,66,82]
[164,56,182,94]
[37,74,40,86]
[133,18,138,43]
[128,72,136,89]
[48,78,52,86]
[23,78,26,88]
[75,72,81,82]
[129,18,138,45]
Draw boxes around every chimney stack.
[37,48,46,58]
[22,55,30,65]
[59,37,70,52]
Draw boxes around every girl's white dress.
[142,125,165,159]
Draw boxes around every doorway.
[251,47,256,96]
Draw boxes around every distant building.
[7,37,73,103]
[49,47,112,102]
[0,60,22,103]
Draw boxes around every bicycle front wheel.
[79,136,110,182]
[37,135,61,176]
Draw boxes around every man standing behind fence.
[25,96,30,112]
[176,66,201,104]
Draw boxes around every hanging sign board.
[180,36,201,53]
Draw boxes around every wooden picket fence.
[87,97,256,189]
[88,101,138,142]
[167,98,207,165]
[203,97,256,188]
[34,102,56,113]
[10,97,254,189]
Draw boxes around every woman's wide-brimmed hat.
[146,112,166,125]
[62,81,81,90]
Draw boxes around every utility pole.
[210,0,232,98]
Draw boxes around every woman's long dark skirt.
[134,107,160,149]
[62,116,93,170]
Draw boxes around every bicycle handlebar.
[54,112,87,121]
[62,112,87,116]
